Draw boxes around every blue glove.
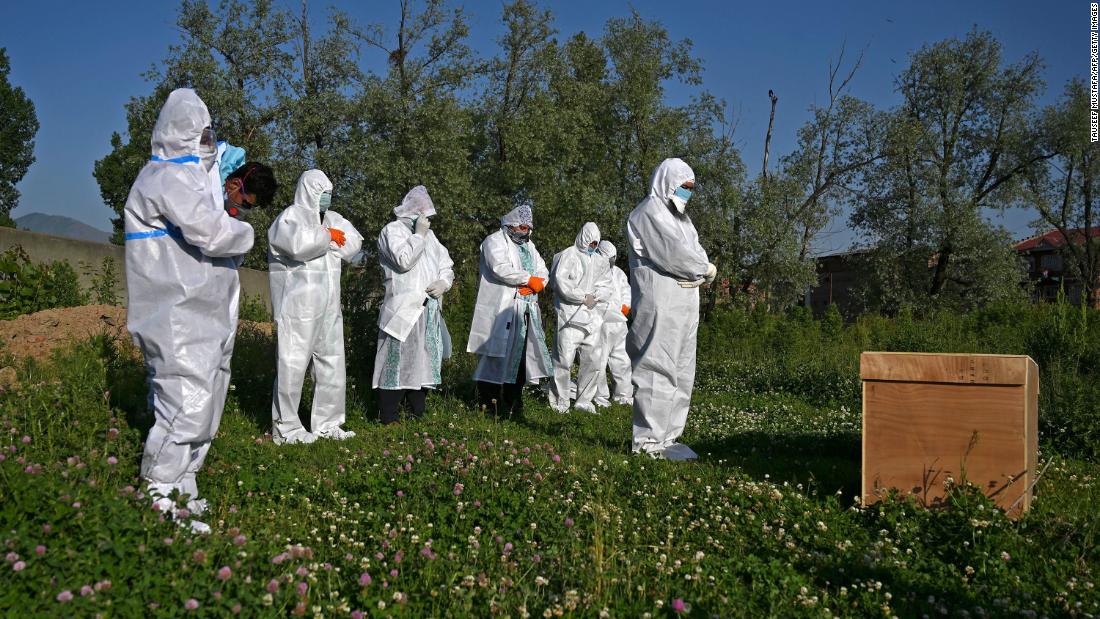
[218,144,247,185]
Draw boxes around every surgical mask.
[318,192,332,213]
[410,217,418,231]
[670,186,693,214]
[586,247,598,256]
[506,227,531,245]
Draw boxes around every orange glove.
[527,277,545,293]
[518,286,535,296]
[329,228,346,247]
[622,304,630,316]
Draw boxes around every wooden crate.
[861,352,1039,516]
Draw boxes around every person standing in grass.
[626,158,716,461]
[268,170,363,445]
[124,89,254,533]
[467,203,552,418]
[593,240,633,407]
[372,186,455,424]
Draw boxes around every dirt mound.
[0,305,272,364]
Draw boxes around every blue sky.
[0,0,1085,253]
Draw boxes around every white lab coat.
[596,264,633,404]
[549,223,608,410]
[125,89,254,501]
[627,158,710,459]
[268,170,363,443]
[468,229,552,384]
[372,219,455,390]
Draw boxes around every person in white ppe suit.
[373,186,455,424]
[548,222,608,414]
[593,240,633,407]
[124,88,255,532]
[468,204,552,418]
[269,170,363,444]
[626,158,716,460]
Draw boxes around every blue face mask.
[318,192,332,212]
[673,186,693,202]
[586,247,598,255]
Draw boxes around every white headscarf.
[393,185,436,219]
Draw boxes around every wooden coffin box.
[860,352,1039,516]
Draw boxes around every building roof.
[1013,228,1100,252]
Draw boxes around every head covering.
[393,185,436,219]
[647,158,694,201]
[598,240,617,261]
[501,203,534,228]
[151,88,211,161]
[574,222,601,251]
[293,169,333,213]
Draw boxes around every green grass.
[0,322,1098,617]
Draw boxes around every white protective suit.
[268,170,364,444]
[468,208,552,385]
[594,241,633,406]
[373,186,455,390]
[626,158,711,460]
[125,88,254,515]
[549,223,608,413]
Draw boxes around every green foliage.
[1,312,1099,616]
[0,48,38,222]
[0,247,85,319]
[237,293,270,323]
[80,257,120,306]
[851,29,1045,312]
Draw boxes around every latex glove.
[518,286,535,296]
[583,294,598,309]
[527,276,545,293]
[678,278,705,288]
[329,228,346,247]
[621,304,630,316]
[414,217,431,236]
[425,279,447,299]
[704,262,718,284]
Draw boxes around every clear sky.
[0,0,1085,253]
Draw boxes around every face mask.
[318,192,332,213]
[226,203,253,221]
[507,228,531,245]
[410,217,418,231]
[586,247,598,256]
[670,186,693,214]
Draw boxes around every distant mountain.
[14,213,111,244]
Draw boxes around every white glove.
[704,263,718,284]
[414,217,431,236]
[583,294,598,309]
[425,279,448,299]
[677,279,705,288]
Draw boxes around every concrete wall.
[0,227,271,312]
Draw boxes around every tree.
[851,29,1044,312]
[0,48,39,227]
[1025,79,1100,306]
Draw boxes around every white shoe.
[662,443,698,461]
[574,402,598,414]
[180,519,211,534]
[613,397,633,406]
[594,397,611,408]
[275,431,319,445]
[317,427,356,441]
[186,498,209,516]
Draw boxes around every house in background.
[804,249,867,317]
[1013,228,1100,307]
